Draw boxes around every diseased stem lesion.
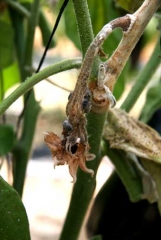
[44,15,132,182]
[45,0,161,182]
[65,15,131,152]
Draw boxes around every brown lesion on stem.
[44,0,161,182]
[111,15,131,31]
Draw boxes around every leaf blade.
[0,176,31,240]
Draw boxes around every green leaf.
[88,0,122,56]
[113,60,130,100]
[2,61,21,91]
[0,176,31,240]
[116,0,143,12]
[63,0,81,50]
[62,0,122,53]
[140,84,161,123]
[0,21,14,70]
[0,125,15,156]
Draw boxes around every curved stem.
[0,58,81,116]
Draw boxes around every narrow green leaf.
[0,125,15,156]
[0,21,14,70]
[63,0,81,50]
[0,176,31,240]
[140,84,161,123]
[88,0,122,56]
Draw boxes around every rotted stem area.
[66,15,131,119]
[103,0,161,91]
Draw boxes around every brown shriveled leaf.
[44,132,94,182]
[104,108,161,163]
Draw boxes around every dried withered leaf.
[44,132,94,182]
[44,132,66,166]
[104,108,161,163]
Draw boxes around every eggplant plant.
[0,0,161,239]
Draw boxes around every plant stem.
[0,58,81,116]
[72,0,94,56]
[121,38,160,112]
[23,0,40,74]
[59,1,161,239]
[13,91,40,196]
[59,112,107,240]
[59,1,104,239]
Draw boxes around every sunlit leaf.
[0,176,31,240]
[0,125,15,156]
[2,61,21,90]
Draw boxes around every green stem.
[13,91,40,196]
[72,0,100,78]
[0,58,81,116]
[59,1,103,239]
[87,172,121,238]
[72,0,94,56]
[59,112,107,240]
[121,38,160,112]
[23,0,40,74]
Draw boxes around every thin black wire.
[16,0,69,134]
[36,0,69,73]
